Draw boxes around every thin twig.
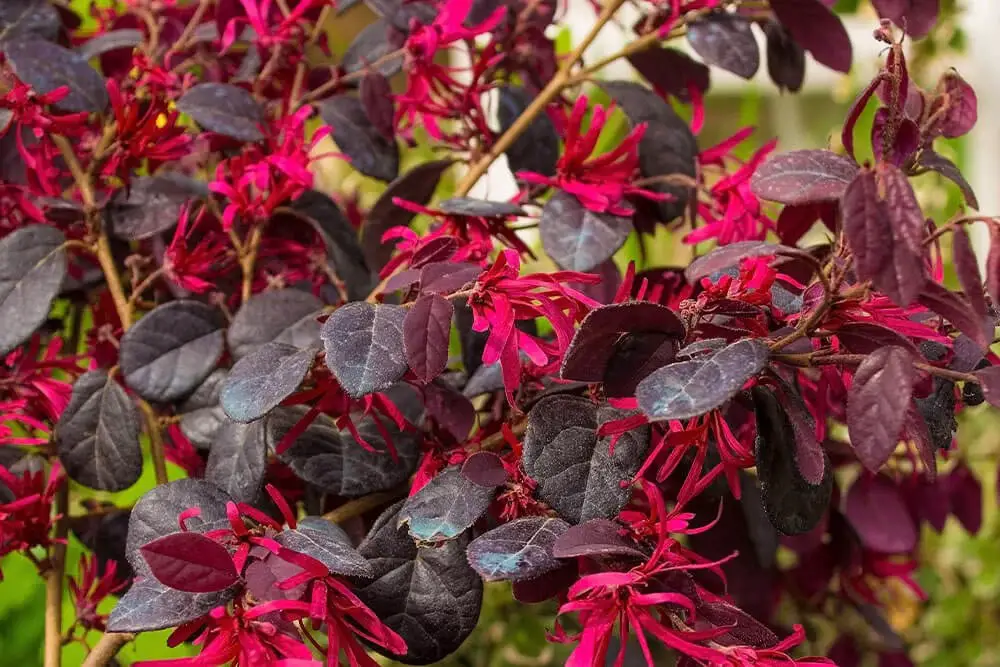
[81,632,135,667]
[323,490,405,523]
[43,482,70,667]
[454,0,629,196]
[139,401,169,486]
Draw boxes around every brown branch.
[240,224,265,304]
[323,490,405,523]
[43,482,70,667]
[454,0,629,196]
[139,400,169,486]
[773,352,978,383]
[81,632,135,667]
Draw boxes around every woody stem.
[81,632,135,667]
[43,483,69,667]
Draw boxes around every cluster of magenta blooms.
[0,0,993,665]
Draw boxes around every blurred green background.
[3,0,997,665]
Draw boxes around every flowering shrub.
[0,0,994,665]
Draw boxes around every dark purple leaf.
[318,95,399,182]
[176,83,264,141]
[461,451,508,487]
[919,281,991,351]
[841,165,927,306]
[628,46,710,102]
[871,110,920,166]
[322,301,408,397]
[180,372,227,450]
[107,578,236,633]
[523,396,649,523]
[561,301,684,383]
[844,475,918,553]
[763,19,805,93]
[769,0,852,73]
[399,466,497,541]
[552,518,646,559]
[872,0,940,38]
[4,39,108,112]
[846,346,916,472]
[915,378,955,457]
[227,288,323,360]
[437,197,524,218]
[120,300,226,402]
[602,81,698,225]
[0,0,61,45]
[948,461,982,534]
[774,380,825,484]
[220,342,315,423]
[752,387,832,535]
[275,407,420,496]
[359,72,395,140]
[356,502,483,664]
[141,532,238,593]
[288,190,375,302]
[276,516,374,577]
[126,479,233,577]
[56,370,142,492]
[466,517,570,581]
[205,418,268,503]
[403,293,453,384]
[687,12,759,79]
[751,150,858,205]
[636,339,769,421]
[499,85,559,177]
[0,224,67,355]
[420,261,482,294]
[511,564,578,604]
[918,151,978,209]
[108,174,208,241]
[79,28,144,60]
[540,191,632,272]
[342,19,404,78]
[685,241,792,283]
[362,159,453,271]
[953,225,988,322]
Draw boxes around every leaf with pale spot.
[466,517,570,581]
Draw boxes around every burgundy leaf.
[841,165,927,306]
[974,366,1000,409]
[948,461,982,534]
[987,224,1000,307]
[935,69,977,139]
[844,475,918,553]
[686,12,759,80]
[952,225,988,323]
[552,519,646,559]
[140,532,238,593]
[685,241,787,282]
[846,346,916,472]
[403,293,453,384]
[424,380,475,441]
[841,77,882,161]
[872,0,940,39]
[461,451,509,488]
[769,0,852,74]
[918,151,979,209]
[561,302,683,381]
[835,322,921,357]
[751,150,858,205]
[919,281,991,352]
[871,109,919,166]
[359,72,396,141]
